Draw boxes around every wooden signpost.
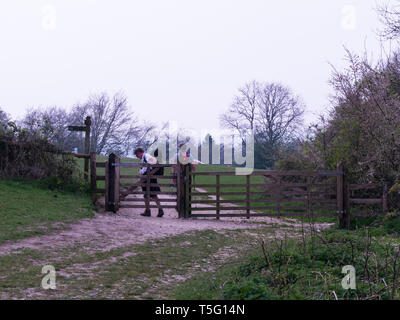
[68,116,91,181]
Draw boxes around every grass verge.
[173,226,400,300]
[0,180,94,244]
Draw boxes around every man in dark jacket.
[134,147,164,218]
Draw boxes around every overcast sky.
[0,0,393,134]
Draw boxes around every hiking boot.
[140,210,151,217]
[157,209,164,218]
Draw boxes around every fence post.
[246,175,250,219]
[307,176,312,221]
[189,165,193,218]
[145,162,150,212]
[114,155,120,212]
[176,162,183,218]
[216,174,220,220]
[176,163,180,217]
[84,116,91,182]
[337,162,344,228]
[277,176,281,219]
[107,153,120,213]
[105,160,109,211]
[383,182,388,215]
[185,164,192,218]
[344,176,350,229]
[90,152,97,205]
[337,162,350,229]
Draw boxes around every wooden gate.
[186,162,388,228]
[103,153,190,218]
[188,166,342,219]
[98,154,388,229]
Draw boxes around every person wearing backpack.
[134,147,164,218]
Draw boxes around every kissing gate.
[103,153,191,218]
[95,153,388,229]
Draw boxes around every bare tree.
[117,120,158,155]
[377,0,400,40]
[256,82,305,146]
[17,92,156,156]
[70,92,130,154]
[220,81,305,167]
[70,92,157,156]
[220,80,258,141]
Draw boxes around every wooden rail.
[189,168,341,221]
[91,155,389,229]
[346,182,388,217]
[188,163,388,228]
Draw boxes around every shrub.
[0,120,83,187]
[220,228,400,300]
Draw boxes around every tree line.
[1,92,158,156]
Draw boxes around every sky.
[0,0,394,135]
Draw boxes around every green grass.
[173,227,400,300]
[0,180,94,244]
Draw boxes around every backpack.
[144,149,164,176]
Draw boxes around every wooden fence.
[90,154,389,229]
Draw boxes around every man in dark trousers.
[134,147,164,218]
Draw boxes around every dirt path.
[0,191,332,257]
[0,207,255,256]
[0,197,256,256]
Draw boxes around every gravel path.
[0,191,332,256]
